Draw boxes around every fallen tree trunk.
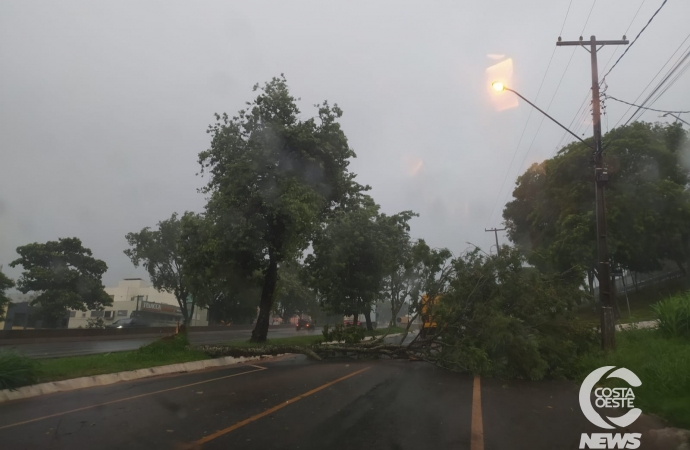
[196,339,436,362]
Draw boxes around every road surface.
[0,355,677,449]
[0,327,323,359]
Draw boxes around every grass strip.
[34,334,209,384]
[576,328,690,429]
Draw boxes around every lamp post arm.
[505,87,594,150]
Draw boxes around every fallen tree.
[197,248,598,380]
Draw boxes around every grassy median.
[35,333,210,384]
[576,328,690,429]
[0,333,210,389]
[1,327,409,389]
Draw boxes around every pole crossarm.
[557,39,629,47]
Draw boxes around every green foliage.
[85,317,106,329]
[0,350,38,390]
[321,324,366,344]
[306,194,417,330]
[10,238,111,327]
[436,247,597,380]
[35,333,208,385]
[504,122,690,283]
[652,292,690,338]
[273,262,318,322]
[576,329,690,429]
[0,269,14,322]
[198,75,364,341]
[125,212,200,325]
[179,213,258,325]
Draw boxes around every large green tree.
[504,122,690,291]
[10,238,111,328]
[199,76,364,342]
[125,212,201,326]
[306,195,416,330]
[0,268,14,322]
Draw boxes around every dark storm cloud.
[1,0,688,285]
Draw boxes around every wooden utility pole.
[556,36,628,351]
[485,228,505,256]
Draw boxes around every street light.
[490,81,593,150]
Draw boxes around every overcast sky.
[1,0,689,287]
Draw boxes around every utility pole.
[557,36,628,351]
[485,228,505,256]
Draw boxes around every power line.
[646,57,690,109]
[599,0,648,81]
[560,0,574,36]
[607,31,690,135]
[600,0,669,83]
[624,46,690,125]
[603,94,690,114]
[580,0,598,36]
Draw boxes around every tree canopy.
[10,238,111,327]
[0,268,14,322]
[306,195,417,330]
[125,212,200,325]
[198,75,365,341]
[503,122,690,288]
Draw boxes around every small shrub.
[86,317,106,329]
[322,324,365,344]
[139,332,190,355]
[652,293,690,338]
[0,350,38,390]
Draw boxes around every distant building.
[2,301,55,330]
[1,293,57,330]
[67,278,209,328]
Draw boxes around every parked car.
[106,318,145,328]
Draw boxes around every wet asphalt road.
[0,355,675,449]
[0,327,323,359]
[0,355,598,450]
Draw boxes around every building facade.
[67,278,209,328]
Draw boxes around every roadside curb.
[0,354,279,404]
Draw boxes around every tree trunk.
[364,308,373,331]
[251,256,279,343]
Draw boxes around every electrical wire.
[600,0,669,83]
[580,0,598,36]
[624,46,690,125]
[598,0,647,83]
[645,57,690,109]
[603,94,690,114]
[603,32,690,148]
[560,0,574,36]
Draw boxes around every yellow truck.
[420,294,440,338]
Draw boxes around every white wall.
[68,278,209,328]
